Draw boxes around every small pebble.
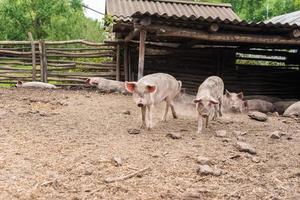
[166,132,183,139]
[215,130,227,137]
[248,111,268,122]
[112,156,122,166]
[196,156,213,165]
[270,131,281,139]
[127,128,141,135]
[197,165,221,176]
[236,142,257,155]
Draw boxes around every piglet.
[244,99,275,113]
[86,77,128,94]
[15,81,57,89]
[223,90,244,113]
[193,76,224,134]
[125,73,182,130]
[283,101,300,117]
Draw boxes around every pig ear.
[237,92,244,99]
[193,99,202,104]
[209,98,219,105]
[243,100,248,108]
[225,89,231,97]
[85,78,91,85]
[146,85,156,93]
[125,82,136,93]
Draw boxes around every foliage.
[0,0,106,41]
[194,0,300,21]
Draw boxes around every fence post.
[124,44,129,81]
[116,44,120,81]
[28,32,36,81]
[38,40,48,82]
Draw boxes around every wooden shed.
[106,0,300,98]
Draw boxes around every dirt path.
[0,88,299,199]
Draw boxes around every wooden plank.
[138,29,147,80]
[116,44,120,81]
[124,45,129,81]
[39,40,48,82]
[28,32,36,81]
[128,47,132,81]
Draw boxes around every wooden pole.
[124,45,129,81]
[39,40,48,82]
[116,44,120,81]
[128,47,132,81]
[138,29,147,80]
[28,32,36,81]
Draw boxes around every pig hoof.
[140,124,146,129]
[173,115,178,119]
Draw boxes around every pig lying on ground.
[244,99,275,113]
[125,73,182,129]
[283,101,300,117]
[274,100,297,115]
[223,90,244,113]
[86,77,128,94]
[244,95,281,103]
[15,81,57,89]
[193,76,224,134]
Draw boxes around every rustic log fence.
[0,38,117,87]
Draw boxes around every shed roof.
[266,10,300,26]
[106,0,241,22]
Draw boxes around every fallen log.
[86,77,130,95]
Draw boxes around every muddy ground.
[0,88,299,200]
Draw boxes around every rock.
[233,130,247,136]
[248,111,268,122]
[122,110,131,115]
[236,142,257,155]
[237,136,246,142]
[166,132,183,139]
[111,156,122,166]
[127,128,141,135]
[215,130,227,137]
[196,156,213,165]
[196,165,222,176]
[251,157,260,163]
[83,169,93,176]
[270,131,281,139]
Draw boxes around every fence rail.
[0,39,117,87]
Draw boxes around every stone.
[127,128,141,135]
[196,165,222,176]
[215,130,227,137]
[236,142,257,155]
[122,110,131,115]
[248,111,268,122]
[166,132,183,139]
[112,156,122,166]
[251,157,260,163]
[270,131,281,139]
[196,156,213,165]
[237,136,246,142]
[83,169,93,176]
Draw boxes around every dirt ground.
[0,88,299,200]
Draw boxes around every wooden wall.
[130,46,300,99]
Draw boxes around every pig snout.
[137,103,144,107]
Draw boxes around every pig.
[223,90,244,113]
[244,95,281,103]
[15,81,57,89]
[125,73,182,129]
[86,77,128,94]
[244,99,275,113]
[273,100,297,115]
[283,101,300,117]
[193,76,224,134]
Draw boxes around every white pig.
[15,81,57,89]
[283,101,300,117]
[274,100,297,115]
[223,90,244,113]
[125,73,182,129]
[193,76,224,134]
[85,77,128,94]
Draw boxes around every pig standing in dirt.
[223,90,244,113]
[283,101,300,117]
[125,73,182,129]
[86,77,128,94]
[15,81,57,89]
[244,95,281,103]
[244,99,275,113]
[193,76,224,134]
[274,100,297,115]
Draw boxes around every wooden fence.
[0,39,118,87]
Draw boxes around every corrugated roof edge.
[150,0,232,7]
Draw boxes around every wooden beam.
[116,44,120,81]
[148,25,300,46]
[28,32,36,81]
[128,47,132,81]
[125,28,140,43]
[138,29,147,80]
[38,40,47,82]
[124,45,129,81]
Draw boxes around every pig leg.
[140,106,147,129]
[197,114,203,134]
[205,117,209,128]
[162,101,170,122]
[213,105,218,120]
[218,97,223,117]
[170,101,178,119]
[147,105,153,130]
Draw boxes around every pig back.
[140,73,181,104]
[283,101,300,117]
[244,95,281,103]
[247,99,275,113]
[196,76,224,100]
[274,100,297,115]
